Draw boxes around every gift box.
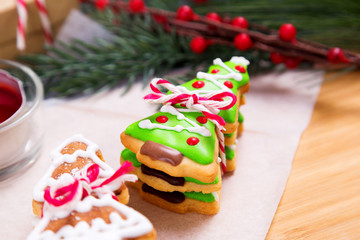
[0,0,78,59]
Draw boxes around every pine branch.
[20,10,270,97]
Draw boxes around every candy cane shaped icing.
[27,194,153,240]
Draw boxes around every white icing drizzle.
[230,56,250,66]
[228,143,237,150]
[33,134,115,202]
[212,192,220,202]
[27,195,154,240]
[138,104,211,137]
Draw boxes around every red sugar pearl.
[235,65,246,73]
[156,116,168,123]
[187,137,199,146]
[192,81,205,89]
[197,116,208,124]
[211,68,220,74]
[224,81,233,89]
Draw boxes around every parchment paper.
[0,9,324,240]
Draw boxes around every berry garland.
[90,0,360,69]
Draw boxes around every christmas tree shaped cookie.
[32,135,135,216]
[178,57,250,171]
[28,175,156,240]
[121,104,222,214]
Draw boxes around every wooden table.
[266,70,360,239]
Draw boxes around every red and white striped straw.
[16,0,53,51]
[35,0,53,45]
[16,0,28,51]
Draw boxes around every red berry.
[279,23,296,42]
[270,52,286,64]
[231,16,249,29]
[206,12,221,22]
[94,0,108,11]
[176,5,194,21]
[234,33,253,51]
[211,68,220,74]
[187,137,199,146]
[196,116,208,124]
[153,14,167,25]
[327,47,349,63]
[156,116,168,123]
[190,36,207,54]
[285,57,301,69]
[224,81,233,89]
[192,80,205,89]
[129,0,145,13]
[235,65,246,73]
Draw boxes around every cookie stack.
[120,56,250,214]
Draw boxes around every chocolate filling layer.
[140,140,183,166]
[142,183,185,203]
[141,164,185,186]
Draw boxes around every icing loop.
[144,78,236,128]
[43,161,137,215]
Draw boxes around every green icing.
[184,176,219,185]
[224,132,234,138]
[238,111,244,123]
[121,148,142,167]
[225,146,235,160]
[125,111,216,165]
[184,191,216,203]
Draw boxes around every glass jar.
[0,59,43,182]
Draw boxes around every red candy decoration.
[156,116,168,123]
[94,0,108,11]
[190,36,207,54]
[192,80,205,89]
[235,65,246,73]
[176,5,195,21]
[231,16,249,29]
[234,33,253,51]
[285,57,301,69]
[206,12,221,22]
[211,68,220,74]
[270,52,286,64]
[197,116,208,124]
[129,0,145,13]
[224,81,233,89]
[187,137,199,146]
[327,47,349,63]
[279,23,297,42]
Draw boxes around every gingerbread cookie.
[28,175,155,240]
[32,134,135,216]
